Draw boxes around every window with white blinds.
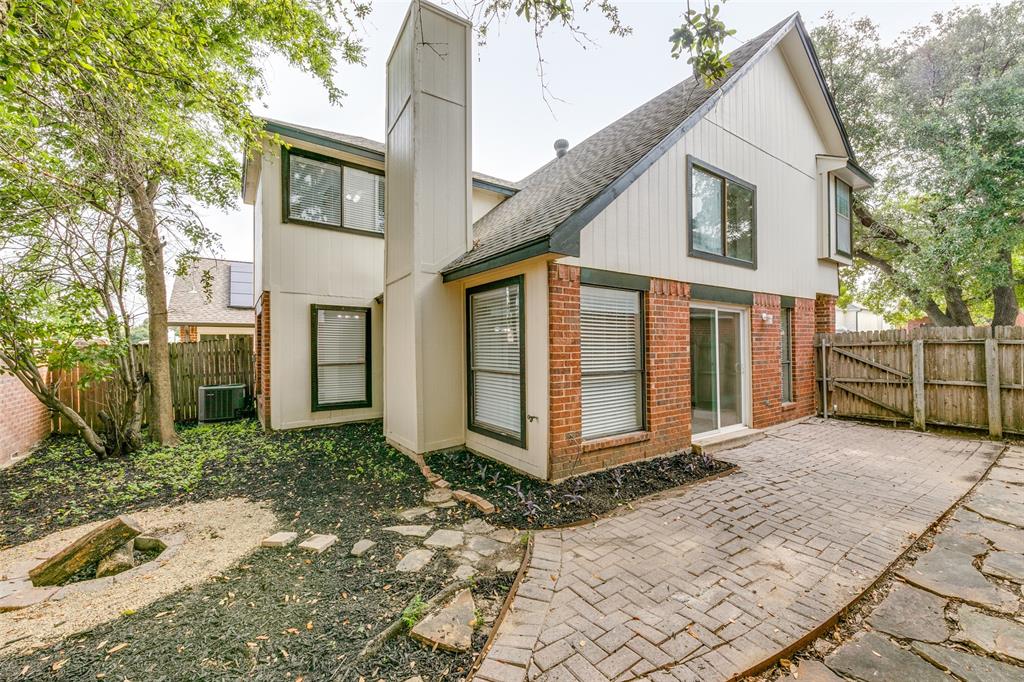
[289,154,342,227]
[286,150,385,235]
[467,278,523,445]
[312,306,370,410]
[581,286,644,439]
[343,166,385,234]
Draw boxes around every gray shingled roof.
[442,15,797,277]
[168,258,255,327]
[262,118,521,192]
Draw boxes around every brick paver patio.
[476,419,1003,682]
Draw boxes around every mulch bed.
[0,420,729,680]
[427,447,732,529]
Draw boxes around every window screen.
[313,306,369,409]
[468,280,523,443]
[580,286,644,439]
[689,159,756,265]
[288,154,342,227]
[836,178,852,256]
[343,167,385,234]
[781,307,793,402]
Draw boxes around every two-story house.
[242,0,872,481]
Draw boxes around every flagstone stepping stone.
[990,466,1024,484]
[490,528,519,544]
[134,535,167,552]
[424,488,453,505]
[496,559,521,573]
[410,588,476,652]
[397,549,434,573]
[398,507,433,522]
[826,632,948,682]
[463,519,495,535]
[952,510,1024,553]
[453,565,476,580]
[351,539,376,557]
[967,485,1024,528]
[912,641,1024,682]
[778,660,843,682]
[867,583,949,643]
[261,532,298,548]
[96,540,135,577]
[298,534,337,553]
[424,529,464,549]
[1,579,29,599]
[403,677,424,682]
[0,586,59,612]
[383,525,432,537]
[954,605,1024,663]
[933,531,991,557]
[982,551,1024,583]
[466,534,504,557]
[897,548,1019,613]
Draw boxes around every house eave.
[441,238,561,282]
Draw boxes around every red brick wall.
[815,294,836,335]
[0,373,51,468]
[547,265,692,481]
[547,263,582,479]
[255,291,271,428]
[751,293,782,428]
[179,326,199,342]
[751,294,820,429]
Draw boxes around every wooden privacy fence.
[816,326,1024,437]
[50,337,254,433]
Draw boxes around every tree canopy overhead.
[813,2,1024,327]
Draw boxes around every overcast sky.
[200,0,994,263]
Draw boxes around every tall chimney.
[383,0,472,455]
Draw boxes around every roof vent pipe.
[554,139,569,158]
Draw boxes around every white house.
[242,0,872,481]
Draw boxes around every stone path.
[789,445,1024,682]
[477,419,1002,682]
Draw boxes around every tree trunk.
[943,286,974,327]
[127,177,178,446]
[992,250,1020,327]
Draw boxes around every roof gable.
[442,13,869,281]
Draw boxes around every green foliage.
[401,594,427,628]
[670,1,736,87]
[812,4,1024,326]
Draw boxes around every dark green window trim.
[466,275,527,448]
[690,284,754,307]
[834,177,852,258]
[579,283,648,438]
[310,304,372,412]
[780,306,794,403]
[282,146,385,238]
[581,268,650,292]
[780,295,795,309]
[686,155,758,270]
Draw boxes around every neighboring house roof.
[441,14,873,281]
[260,118,521,196]
[168,258,255,327]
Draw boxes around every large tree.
[812,3,1024,327]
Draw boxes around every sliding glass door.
[690,306,747,435]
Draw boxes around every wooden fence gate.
[49,336,255,433]
[817,325,1024,437]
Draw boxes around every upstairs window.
[467,277,524,447]
[284,148,385,235]
[835,178,852,257]
[580,285,645,439]
[688,157,756,268]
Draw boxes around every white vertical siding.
[579,46,840,298]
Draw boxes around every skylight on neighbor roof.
[228,262,254,309]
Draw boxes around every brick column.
[179,326,198,342]
[751,293,782,429]
[644,278,691,455]
[255,291,271,428]
[815,294,836,334]
[548,263,582,481]
[780,297,817,421]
